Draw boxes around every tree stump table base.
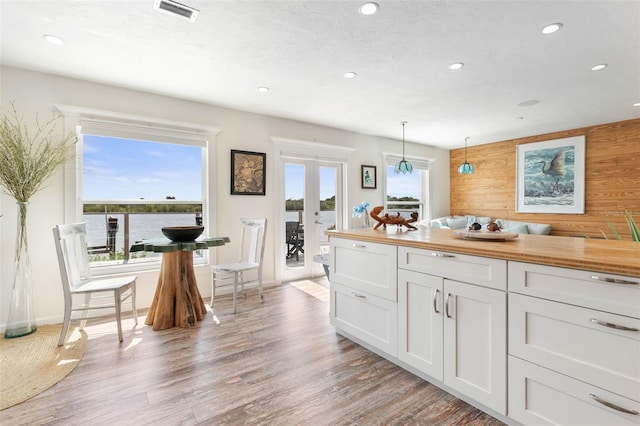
[145,251,207,331]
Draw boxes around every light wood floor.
[0,278,504,426]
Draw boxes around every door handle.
[445,293,452,318]
[589,318,639,332]
[433,289,440,314]
[589,394,638,415]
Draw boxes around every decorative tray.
[453,229,519,241]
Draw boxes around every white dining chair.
[53,222,137,346]
[211,218,267,314]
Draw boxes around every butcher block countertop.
[328,228,640,277]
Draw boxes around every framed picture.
[231,150,266,195]
[361,165,376,189]
[516,135,585,214]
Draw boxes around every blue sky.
[83,136,202,200]
[84,136,420,201]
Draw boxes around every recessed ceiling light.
[359,2,379,15]
[542,23,563,34]
[591,63,608,71]
[257,87,269,93]
[633,102,640,107]
[448,62,464,70]
[518,100,540,107]
[43,34,64,45]
[343,72,357,79]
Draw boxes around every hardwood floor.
[0,278,504,426]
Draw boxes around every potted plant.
[0,104,76,338]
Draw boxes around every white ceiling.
[1,0,639,149]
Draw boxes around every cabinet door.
[398,269,443,381]
[443,279,506,415]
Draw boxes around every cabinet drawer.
[398,246,506,290]
[330,238,397,301]
[330,283,397,357]
[509,293,640,402]
[509,261,640,318]
[509,356,640,425]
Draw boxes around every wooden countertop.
[328,228,640,277]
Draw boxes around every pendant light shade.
[458,137,474,174]
[394,121,413,174]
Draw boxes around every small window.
[384,155,431,221]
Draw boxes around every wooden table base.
[145,251,207,331]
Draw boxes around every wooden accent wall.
[449,119,640,239]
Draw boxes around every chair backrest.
[238,218,268,266]
[285,221,299,243]
[53,223,92,291]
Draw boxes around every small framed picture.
[361,165,376,189]
[231,150,266,195]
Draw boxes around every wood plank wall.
[449,118,640,239]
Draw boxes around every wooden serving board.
[453,229,519,241]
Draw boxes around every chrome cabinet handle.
[590,275,638,285]
[432,252,455,258]
[352,244,366,248]
[433,289,440,314]
[351,291,366,299]
[445,293,452,318]
[590,318,639,332]
[589,394,639,415]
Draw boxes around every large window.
[58,106,218,273]
[384,155,431,221]
[82,135,204,267]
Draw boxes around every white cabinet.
[509,356,640,425]
[397,247,507,415]
[398,269,443,380]
[330,238,397,357]
[443,279,506,414]
[508,261,640,425]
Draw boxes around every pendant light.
[458,136,474,174]
[394,121,413,174]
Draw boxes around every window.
[58,106,219,273]
[384,154,432,221]
[82,135,204,267]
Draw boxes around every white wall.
[0,65,450,329]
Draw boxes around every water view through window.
[82,135,203,264]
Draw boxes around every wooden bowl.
[161,226,204,242]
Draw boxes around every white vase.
[4,202,37,338]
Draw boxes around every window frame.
[57,105,220,276]
[383,153,433,222]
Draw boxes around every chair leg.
[79,293,91,330]
[115,290,123,343]
[258,268,264,303]
[214,271,216,309]
[232,272,238,314]
[131,283,138,325]
[58,300,72,347]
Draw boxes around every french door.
[272,137,352,283]
[282,159,341,280]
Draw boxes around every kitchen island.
[327,228,639,426]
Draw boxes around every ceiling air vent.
[153,0,199,22]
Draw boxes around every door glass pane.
[285,163,305,269]
[318,166,336,254]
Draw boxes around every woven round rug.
[0,324,87,410]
